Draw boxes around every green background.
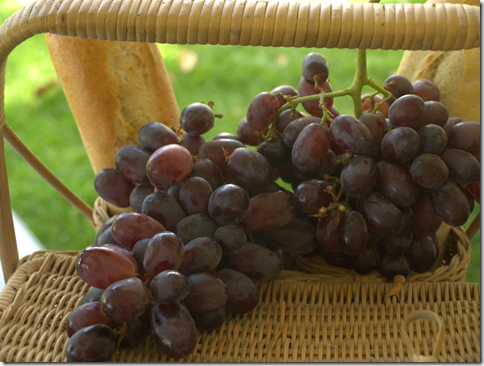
[0,0,480,283]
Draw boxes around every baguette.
[45,35,180,174]
[397,0,480,123]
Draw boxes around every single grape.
[358,112,386,158]
[184,273,228,314]
[212,132,241,142]
[199,138,245,174]
[243,190,297,231]
[151,303,198,359]
[388,94,426,129]
[129,184,155,213]
[384,75,414,106]
[417,124,447,155]
[319,249,354,269]
[167,182,183,203]
[340,155,377,199]
[412,78,440,101]
[410,154,449,189]
[94,168,136,208]
[76,245,137,289]
[356,191,403,237]
[179,237,222,275]
[179,177,213,216]
[101,277,150,323]
[381,127,421,163]
[189,158,224,191]
[263,218,318,254]
[228,148,273,192]
[443,117,464,134]
[282,116,321,149]
[292,123,331,173]
[143,231,184,276]
[132,238,150,276]
[380,205,414,255]
[316,215,341,253]
[114,145,151,184]
[150,270,190,304]
[293,179,333,214]
[447,121,481,155]
[81,287,104,305]
[94,216,117,245]
[315,149,338,177]
[117,320,149,349]
[216,269,259,314]
[246,92,280,131]
[102,244,139,275]
[419,101,448,128]
[430,180,470,227]
[298,77,333,116]
[301,52,329,85]
[256,138,292,169]
[208,184,250,225]
[66,302,112,337]
[465,176,480,204]
[338,210,368,256]
[180,102,215,136]
[147,144,193,187]
[213,225,247,255]
[441,149,480,185]
[182,133,205,155]
[138,122,179,153]
[330,115,373,155]
[270,85,298,107]
[189,307,227,331]
[275,109,304,133]
[236,117,260,146]
[378,253,410,279]
[405,236,437,273]
[65,324,117,362]
[411,189,442,238]
[142,191,187,231]
[97,226,119,246]
[174,213,218,244]
[376,161,420,206]
[352,238,380,274]
[228,242,282,282]
[112,212,165,251]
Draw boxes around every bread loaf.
[397,0,480,123]
[45,35,180,173]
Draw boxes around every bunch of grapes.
[67,51,480,362]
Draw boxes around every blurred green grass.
[0,0,480,283]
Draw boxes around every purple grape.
[228,148,273,192]
[263,218,318,254]
[208,184,250,225]
[330,115,373,154]
[142,192,187,231]
[150,270,190,304]
[114,145,151,184]
[138,122,179,153]
[174,213,218,244]
[65,324,117,362]
[340,155,377,199]
[189,158,224,191]
[216,269,259,314]
[179,177,213,215]
[381,127,421,163]
[301,52,329,85]
[180,102,215,136]
[94,168,136,208]
[143,231,184,276]
[246,92,280,131]
[292,123,331,173]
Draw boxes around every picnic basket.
[0,0,480,362]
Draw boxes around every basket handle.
[401,310,445,362]
[0,0,480,283]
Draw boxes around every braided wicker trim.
[0,252,480,362]
[0,0,480,61]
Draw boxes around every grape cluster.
[70,52,480,362]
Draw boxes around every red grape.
[147,144,193,187]
[112,212,165,251]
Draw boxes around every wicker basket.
[0,0,480,362]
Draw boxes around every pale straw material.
[0,0,481,363]
[0,251,480,362]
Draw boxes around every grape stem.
[262,48,394,141]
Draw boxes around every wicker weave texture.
[0,251,480,362]
[0,0,480,60]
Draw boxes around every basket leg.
[0,105,19,282]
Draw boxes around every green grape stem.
[262,49,394,140]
